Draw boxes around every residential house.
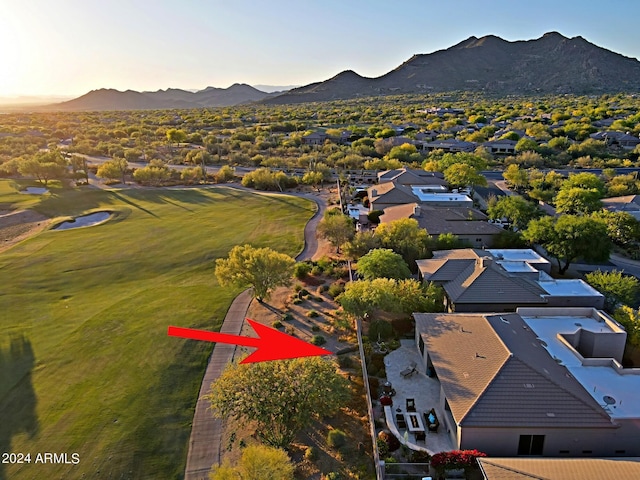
[482,138,517,156]
[424,138,477,153]
[413,307,640,457]
[601,194,640,221]
[590,131,640,150]
[301,131,328,145]
[416,249,604,312]
[377,167,446,186]
[478,457,640,480]
[379,203,504,247]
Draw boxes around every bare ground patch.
[0,210,50,253]
[217,279,374,479]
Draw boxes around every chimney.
[371,188,377,197]
[413,204,421,217]
[477,256,492,268]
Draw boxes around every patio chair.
[400,360,417,378]
[406,398,416,412]
[395,413,407,429]
[416,431,426,442]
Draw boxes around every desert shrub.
[367,377,379,393]
[337,355,353,369]
[311,335,326,345]
[282,313,294,322]
[294,283,303,292]
[327,429,347,449]
[272,320,283,329]
[323,473,341,480]
[298,288,310,297]
[376,438,389,457]
[311,265,323,276]
[311,325,321,332]
[318,285,329,294]
[377,430,400,452]
[307,310,319,318]
[294,262,312,279]
[327,281,346,298]
[304,446,318,461]
[292,298,303,305]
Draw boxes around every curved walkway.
[184,189,325,479]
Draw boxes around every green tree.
[613,306,640,349]
[502,164,529,191]
[96,157,128,184]
[591,210,640,245]
[523,215,610,274]
[356,248,411,280]
[166,128,187,148]
[69,154,89,184]
[487,196,541,231]
[18,150,68,187]
[133,164,172,186]
[443,163,487,194]
[209,445,294,480]
[215,165,235,183]
[342,231,382,260]
[561,172,606,196]
[585,270,640,311]
[555,187,603,215]
[375,218,430,268]
[206,357,349,449]
[302,171,324,191]
[337,278,396,318]
[317,214,355,253]
[515,137,539,152]
[215,244,295,301]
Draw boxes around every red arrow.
[167,318,332,364]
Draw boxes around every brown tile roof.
[414,313,511,425]
[367,182,417,206]
[479,458,640,480]
[379,204,504,237]
[378,168,445,185]
[416,258,474,282]
[445,259,547,305]
[414,313,614,428]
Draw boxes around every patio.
[381,339,455,455]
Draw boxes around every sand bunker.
[0,210,50,253]
[54,212,111,230]
[20,187,49,194]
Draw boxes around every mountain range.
[46,83,278,111]
[44,32,640,111]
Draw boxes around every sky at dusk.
[2,0,640,98]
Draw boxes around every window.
[518,435,544,455]
[419,336,425,356]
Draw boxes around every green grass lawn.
[0,181,315,480]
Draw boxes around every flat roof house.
[413,307,640,457]
[416,249,604,312]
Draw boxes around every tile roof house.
[590,131,640,150]
[301,131,327,145]
[601,194,640,221]
[379,203,505,248]
[482,139,517,155]
[424,138,477,153]
[478,457,640,480]
[367,182,473,211]
[412,307,639,457]
[416,249,604,312]
[377,167,446,186]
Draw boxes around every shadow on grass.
[0,335,39,480]
[109,191,159,218]
[126,337,212,479]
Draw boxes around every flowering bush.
[430,449,487,476]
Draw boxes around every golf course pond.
[54,211,112,230]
